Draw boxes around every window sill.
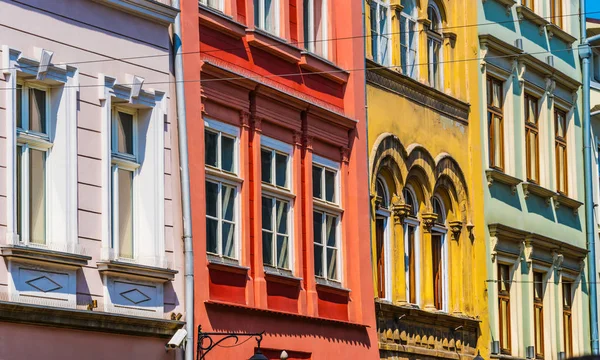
[485,169,521,194]
[245,28,302,63]
[97,260,178,282]
[313,199,343,214]
[315,278,350,296]
[199,4,246,39]
[554,193,583,215]
[207,255,248,275]
[264,266,302,285]
[17,132,52,150]
[546,23,577,45]
[261,184,296,199]
[521,182,555,205]
[299,51,349,84]
[1,244,91,268]
[205,166,243,184]
[515,6,548,28]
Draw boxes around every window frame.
[562,280,574,358]
[521,0,534,11]
[550,0,562,28]
[303,0,328,59]
[498,263,512,355]
[370,0,391,65]
[403,185,420,305]
[375,176,392,300]
[426,2,443,90]
[399,0,418,79]
[254,0,280,35]
[199,0,224,11]
[431,194,448,312]
[554,108,568,195]
[525,93,540,184]
[487,76,505,171]
[533,271,545,359]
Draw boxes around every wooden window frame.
[525,93,540,183]
[487,76,505,171]
[563,281,573,358]
[555,109,568,195]
[551,0,563,28]
[521,0,534,11]
[533,272,545,359]
[498,263,512,355]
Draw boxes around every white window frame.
[403,185,420,306]
[370,0,391,65]
[312,155,343,283]
[304,0,328,59]
[199,0,224,11]
[400,0,418,79]
[254,0,280,35]
[427,2,443,90]
[261,137,294,271]
[204,118,242,261]
[375,176,392,301]
[431,195,448,313]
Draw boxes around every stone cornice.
[91,0,178,25]
[365,60,470,124]
[1,245,91,268]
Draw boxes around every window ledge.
[261,184,295,199]
[299,51,349,84]
[554,193,583,214]
[516,6,549,28]
[207,255,249,275]
[521,182,555,205]
[199,4,246,39]
[485,169,521,194]
[264,266,302,285]
[245,28,302,63]
[205,167,243,184]
[315,278,350,296]
[97,260,178,282]
[1,244,91,268]
[90,0,179,25]
[313,199,343,214]
[546,23,577,45]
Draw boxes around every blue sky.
[589,1,600,20]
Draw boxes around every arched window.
[427,2,443,90]
[376,177,389,208]
[375,177,391,300]
[402,186,419,304]
[403,186,417,217]
[431,194,448,312]
[432,196,445,224]
[370,0,391,65]
[400,0,417,78]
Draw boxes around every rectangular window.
[111,108,139,259]
[303,0,327,58]
[400,12,417,78]
[262,197,290,269]
[261,147,289,189]
[370,0,390,65]
[15,83,51,245]
[498,263,511,354]
[376,217,386,298]
[428,36,442,90]
[254,0,278,34]
[206,180,237,258]
[551,0,562,28]
[432,233,443,310]
[563,281,573,358]
[555,109,568,195]
[487,76,505,170]
[525,94,540,183]
[406,224,417,304]
[533,272,544,359]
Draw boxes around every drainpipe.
[171,1,194,359]
[579,0,600,351]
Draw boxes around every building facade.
[179,0,379,358]
[365,0,489,358]
[0,0,185,358]
[480,1,589,359]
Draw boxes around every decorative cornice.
[90,0,178,25]
[449,220,463,241]
[392,204,412,224]
[365,60,470,124]
[485,169,521,194]
[421,213,438,232]
[1,245,91,268]
[340,147,350,164]
[97,260,177,282]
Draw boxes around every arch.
[376,176,390,208]
[405,144,437,208]
[427,0,447,27]
[434,153,469,222]
[432,194,446,225]
[370,133,409,201]
[403,185,419,217]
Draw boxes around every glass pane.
[493,81,502,108]
[265,0,275,33]
[205,181,218,217]
[29,88,46,134]
[493,115,502,167]
[221,136,235,173]
[529,130,538,181]
[327,247,337,280]
[275,153,287,188]
[116,111,134,155]
[16,147,23,237]
[254,0,260,27]
[314,244,324,277]
[16,84,22,129]
[207,0,220,9]
[325,169,335,202]
[314,0,325,57]
[400,17,408,73]
[487,79,492,106]
[558,146,566,192]
[276,200,288,234]
[205,131,218,167]
[261,149,272,184]
[222,222,235,257]
[262,230,274,266]
[221,185,235,221]
[262,196,273,230]
[556,112,565,138]
[117,169,133,257]
[29,149,46,244]
[534,273,543,299]
[313,211,323,244]
[277,235,289,269]
[326,215,337,247]
[312,165,323,199]
[370,5,378,61]
[206,218,218,253]
[501,300,510,346]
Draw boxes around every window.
[487,76,504,170]
[563,281,573,358]
[261,139,293,270]
[403,187,418,304]
[200,0,223,11]
[15,82,51,245]
[555,109,568,195]
[304,0,328,58]
[427,3,443,90]
[400,0,417,78]
[533,272,544,359]
[498,263,512,354]
[254,0,278,34]
[111,108,139,259]
[313,157,341,282]
[370,0,390,65]
[521,0,534,10]
[375,178,390,299]
[205,120,240,259]
[550,0,562,28]
[525,94,540,183]
[431,196,446,311]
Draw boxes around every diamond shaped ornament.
[120,288,151,305]
[26,276,62,293]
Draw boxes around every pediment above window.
[99,73,165,108]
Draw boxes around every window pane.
[16,84,22,129]
[206,218,218,254]
[400,17,408,73]
[262,230,274,266]
[116,111,134,155]
[558,146,566,192]
[265,0,275,33]
[325,170,335,202]
[327,247,337,280]
[528,130,538,181]
[29,149,46,244]
[221,184,235,221]
[275,153,287,187]
[29,88,46,134]
[276,200,288,234]
[370,4,378,62]
[277,235,289,269]
[261,149,272,184]
[493,81,502,108]
[262,196,273,231]
[312,165,323,199]
[314,0,326,57]
[326,214,336,247]
[314,243,324,276]
[493,115,502,167]
[205,131,218,167]
[535,306,543,350]
[117,169,133,257]
[206,181,219,217]
[313,211,323,244]
[221,136,235,173]
[16,147,23,238]
[500,299,510,346]
[222,222,235,258]
[254,0,260,27]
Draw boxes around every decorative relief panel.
[9,262,76,308]
[105,277,163,317]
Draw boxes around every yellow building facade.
[365,0,488,358]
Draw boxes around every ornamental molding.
[449,220,463,241]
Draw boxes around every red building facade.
[180,0,378,358]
